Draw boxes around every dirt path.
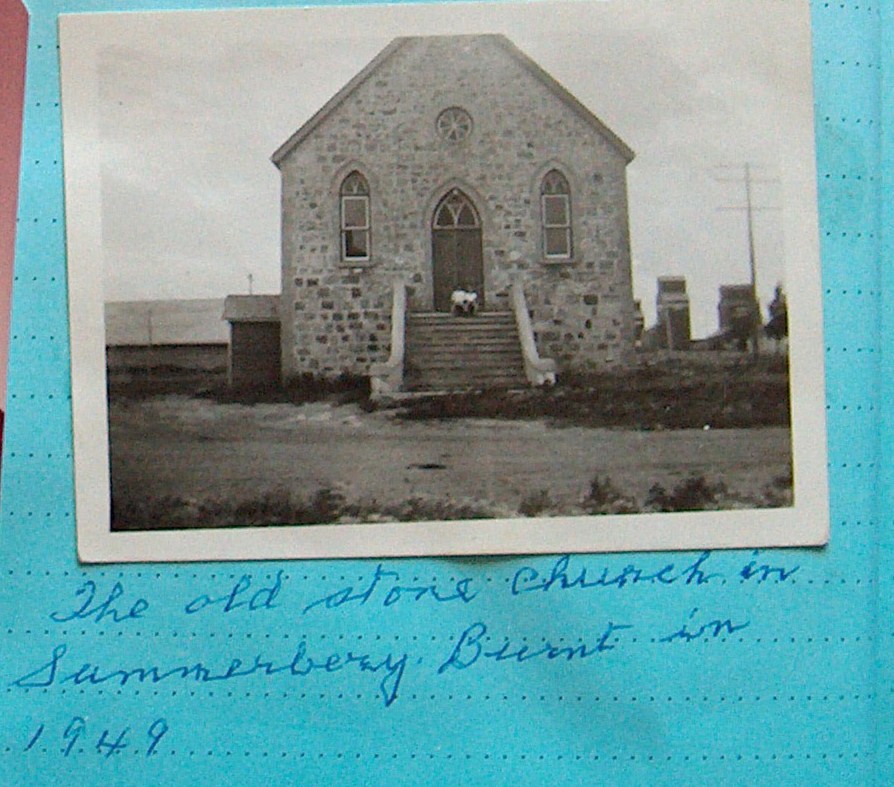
[110,396,792,515]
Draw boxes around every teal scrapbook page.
[1,0,885,784]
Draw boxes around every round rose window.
[436,107,473,143]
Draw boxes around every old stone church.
[242,34,637,392]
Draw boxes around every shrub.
[198,372,371,406]
[644,475,727,512]
[585,476,621,508]
[758,469,794,508]
[643,483,671,512]
[378,495,501,522]
[771,464,794,489]
[582,475,638,515]
[519,489,554,517]
[757,483,793,508]
[305,486,349,524]
[672,475,727,510]
[113,485,514,530]
[394,354,791,430]
[232,489,304,525]
[112,494,206,530]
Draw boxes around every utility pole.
[248,273,254,295]
[743,163,760,357]
[145,306,153,383]
[716,163,779,358]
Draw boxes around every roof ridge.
[272,37,410,166]
[271,34,634,166]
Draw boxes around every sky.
[62,0,814,339]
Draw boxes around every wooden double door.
[431,190,484,312]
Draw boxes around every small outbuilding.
[223,295,281,388]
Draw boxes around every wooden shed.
[222,295,281,388]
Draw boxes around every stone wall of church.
[277,36,637,382]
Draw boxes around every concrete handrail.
[370,279,407,396]
[510,277,557,386]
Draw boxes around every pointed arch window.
[340,171,370,261]
[433,190,480,229]
[541,170,572,259]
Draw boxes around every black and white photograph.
[61,0,828,562]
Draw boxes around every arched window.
[340,171,370,261]
[433,189,480,229]
[541,170,572,259]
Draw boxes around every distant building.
[718,284,759,351]
[105,299,229,379]
[655,276,691,350]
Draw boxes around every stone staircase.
[404,311,528,391]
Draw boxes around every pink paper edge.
[0,0,29,411]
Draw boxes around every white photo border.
[60,0,829,563]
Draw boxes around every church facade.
[271,34,637,390]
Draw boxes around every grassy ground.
[109,354,790,431]
[109,395,792,531]
[390,353,791,430]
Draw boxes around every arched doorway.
[431,189,484,312]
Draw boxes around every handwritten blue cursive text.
[12,640,407,708]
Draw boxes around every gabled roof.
[105,299,229,346]
[271,34,634,167]
[223,294,280,323]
